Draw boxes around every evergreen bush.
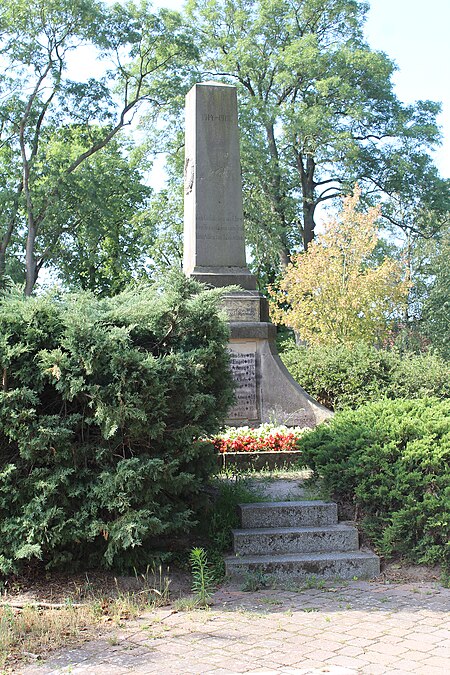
[281,342,449,410]
[0,274,234,574]
[300,398,450,569]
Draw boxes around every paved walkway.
[20,580,450,674]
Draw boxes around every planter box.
[217,450,303,471]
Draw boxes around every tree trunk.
[302,197,315,250]
[295,151,317,250]
[0,229,12,278]
[265,122,290,268]
[24,224,37,297]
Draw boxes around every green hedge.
[300,398,450,570]
[0,274,234,574]
[281,342,450,410]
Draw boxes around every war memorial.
[183,81,331,428]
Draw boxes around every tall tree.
[0,0,194,295]
[185,0,445,274]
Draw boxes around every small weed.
[241,569,271,592]
[301,607,318,613]
[261,597,283,607]
[133,564,171,606]
[440,570,450,588]
[302,576,326,590]
[190,548,215,607]
[173,596,210,612]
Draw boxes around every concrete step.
[225,550,381,581]
[233,524,359,556]
[239,501,338,529]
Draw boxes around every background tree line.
[0,0,448,352]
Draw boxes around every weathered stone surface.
[183,82,256,289]
[227,351,258,420]
[230,498,380,581]
[239,501,338,529]
[233,524,360,556]
[222,291,269,322]
[216,450,303,471]
[224,550,381,580]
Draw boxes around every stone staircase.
[225,500,380,580]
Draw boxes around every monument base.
[222,292,332,428]
[190,266,257,291]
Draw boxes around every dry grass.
[0,603,97,670]
[0,566,173,672]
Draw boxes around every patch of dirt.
[245,470,314,501]
[1,566,192,607]
[378,559,443,584]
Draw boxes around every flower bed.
[211,424,309,454]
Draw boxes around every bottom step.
[225,550,380,580]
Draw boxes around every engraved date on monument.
[228,352,258,420]
[202,114,231,122]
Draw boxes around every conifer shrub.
[281,342,449,410]
[300,398,450,569]
[0,274,234,574]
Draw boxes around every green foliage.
[270,188,409,346]
[0,273,234,574]
[0,0,195,294]
[300,399,450,569]
[421,227,450,358]
[185,0,445,268]
[281,342,450,410]
[189,547,215,606]
[40,132,153,295]
[241,569,270,592]
[205,478,263,553]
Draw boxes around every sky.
[149,0,450,179]
[363,0,449,177]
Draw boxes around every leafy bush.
[0,274,234,574]
[211,424,307,453]
[281,342,450,410]
[300,398,450,569]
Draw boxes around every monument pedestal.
[222,292,331,427]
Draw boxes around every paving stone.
[399,639,436,652]
[362,665,396,675]
[392,649,429,662]
[18,581,450,675]
[336,646,365,657]
[424,655,450,669]
[370,641,409,656]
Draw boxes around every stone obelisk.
[183,82,331,428]
[183,82,256,290]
